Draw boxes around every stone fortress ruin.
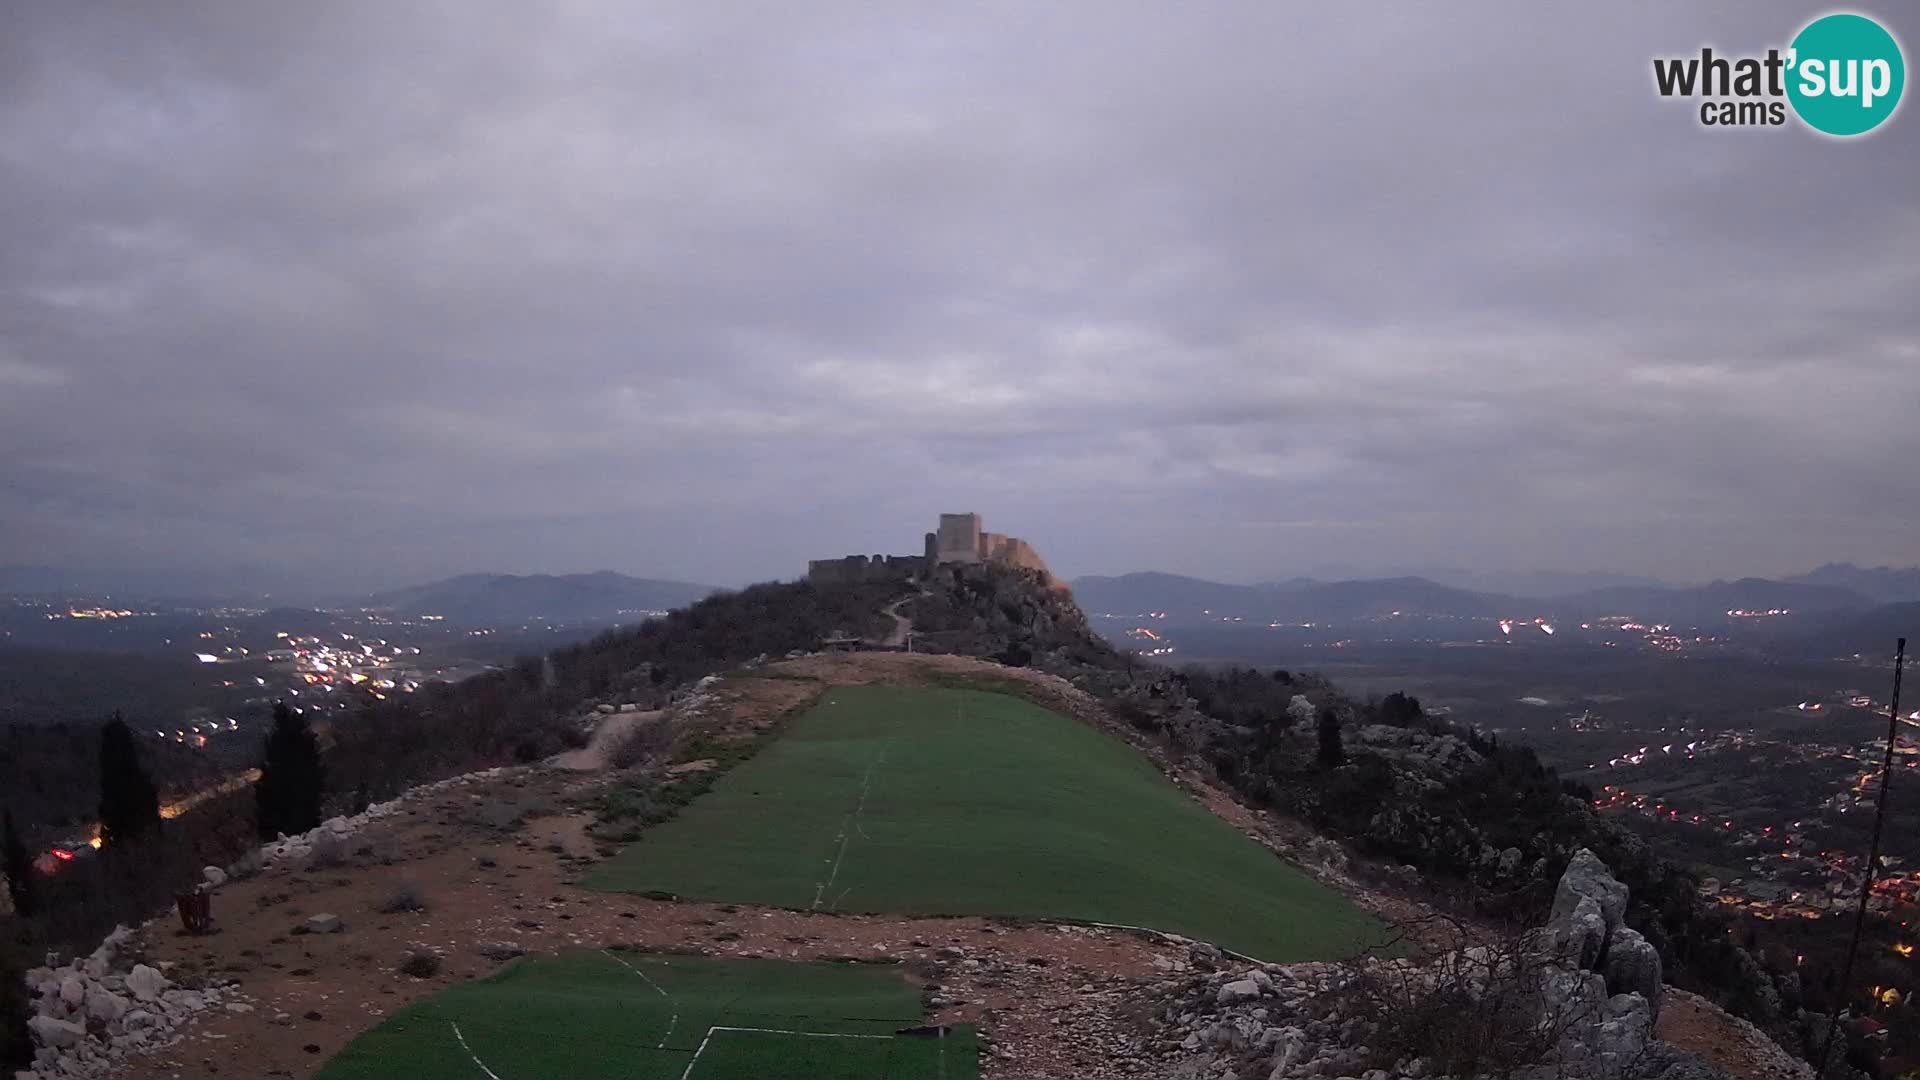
[806,512,1056,586]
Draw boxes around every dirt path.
[1657,987,1814,1079]
[876,590,926,648]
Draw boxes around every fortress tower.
[935,513,983,565]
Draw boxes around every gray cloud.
[2,1,1916,592]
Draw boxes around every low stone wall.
[806,554,925,585]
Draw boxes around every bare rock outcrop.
[1137,850,1706,1080]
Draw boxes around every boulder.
[84,988,128,1022]
[1497,846,1523,876]
[304,913,344,934]
[26,1016,84,1049]
[1551,848,1627,942]
[1540,966,1607,1025]
[122,1009,157,1031]
[1217,979,1262,1005]
[125,964,168,1003]
[1592,992,1653,1060]
[477,942,527,962]
[58,976,84,1008]
[1555,894,1608,970]
[1188,942,1223,972]
[1601,926,1664,1019]
[202,865,227,889]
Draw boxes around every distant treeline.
[0,721,229,838]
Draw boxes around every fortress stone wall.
[807,512,1058,587]
[806,554,926,586]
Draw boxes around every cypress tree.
[255,702,325,840]
[98,714,161,847]
[2,809,34,918]
[1,938,30,1069]
[1316,705,1347,767]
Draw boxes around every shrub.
[226,849,264,882]
[606,717,674,771]
[378,884,428,914]
[1331,919,1598,1079]
[399,947,442,978]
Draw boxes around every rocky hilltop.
[5,567,1850,1079]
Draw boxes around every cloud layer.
[3,2,1916,591]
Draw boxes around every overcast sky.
[3,3,1916,593]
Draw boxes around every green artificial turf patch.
[316,950,975,1080]
[583,685,1385,961]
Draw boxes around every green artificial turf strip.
[315,951,956,1080]
[583,685,1386,961]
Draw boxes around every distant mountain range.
[1782,563,1920,604]
[1390,568,1674,599]
[362,572,719,625]
[1551,579,1867,621]
[1070,571,1883,627]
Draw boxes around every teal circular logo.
[1787,13,1906,136]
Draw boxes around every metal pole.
[1818,637,1907,1075]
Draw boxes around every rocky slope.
[1132,849,1813,1080]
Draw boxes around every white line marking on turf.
[811,740,890,911]
[449,1020,504,1080]
[602,949,679,1049]
[678,1026,894,1080]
